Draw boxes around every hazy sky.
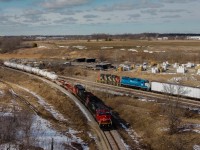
[0,0,199,35]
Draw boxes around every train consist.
[58,80,112,127]
[4,61,112,127]
[97,74,151,90]
[97,73,200,99]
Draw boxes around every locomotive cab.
[96,108,112,127]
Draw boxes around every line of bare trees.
[0,37,22,53]
[0,37,38,54]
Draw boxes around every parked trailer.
[151,81,200,99]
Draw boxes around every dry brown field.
[1,39,200,149]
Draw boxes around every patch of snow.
[193,130,200,134]
[0,109,88,150]
[31,115,88,150]
[38,46,48,49]
[193,145,200,150]
[120,123,142,149]
[121,138,131,150]
[0,143,19,150]
[160,128,169,131]
[0,112,13,117]
[16,85,68,122]
[182,129,200,134]
[88,132,96,142]
[128,49,138,52]
[161,73,177,75]
[138,98,155,102]
[101,46,113,49]
[143,50,149,53]
[59,45,69,48]
[72,45,87,50]
[155,50,166,53]
[0,90,4,97]
[120,48,126,51]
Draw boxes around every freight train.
[97,73,200,99]
[58,80,112,127]
[3,61,112,127]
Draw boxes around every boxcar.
[151,81,200,99]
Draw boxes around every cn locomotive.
[57,80,112,127]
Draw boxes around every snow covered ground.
[30,115,88,150]
[0,114,89,150]
[0,86,90,150]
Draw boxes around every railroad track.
[59,76,200,109]
[104,130,126,150]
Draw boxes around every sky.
[0,0,200,35]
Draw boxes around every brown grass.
[91,90,200,150]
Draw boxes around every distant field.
[0,39,200,63]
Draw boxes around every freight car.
[151,81,200,99]
[60,81,112,127]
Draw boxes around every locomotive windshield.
[98,109,111,115]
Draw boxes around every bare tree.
[162,82,188,134]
